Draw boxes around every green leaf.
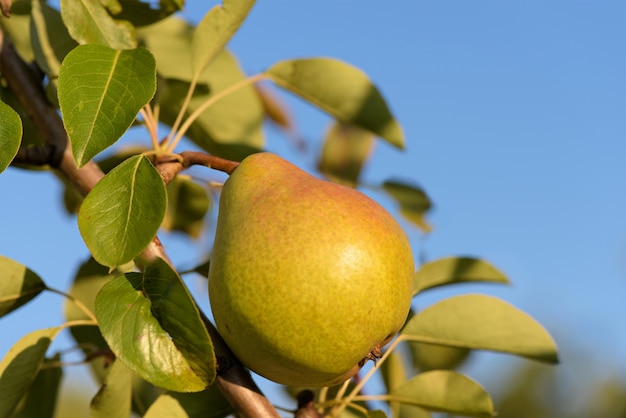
[64,257,124,384]
[402,294,559,363]
[95,261,215,392]
[58,44,156,167]
[115,0,183,27]
[0,99,22,173]
[78,155,167,267]
[0,256,46,317]
[30,0,78,80]
[368,411,388,418]
[144,387,233,418]
[266,58,404,148]
[380,349,407,418]
[390,370,494,417]
[163,177,212,239]
[90,359,133,418]
[414,257,509,295]
[0,327,61,418]
[382,180,432,232]
[138,17,264,161]
[318,122,375,187]
[191,0,255,77]
[410,342,470,372]
[0,11,34,62]
[11,355,63,418]
[59,0,136,49]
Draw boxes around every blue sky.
[1,0,625,413]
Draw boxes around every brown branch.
[0,29,279,418]
[155,150,240,186]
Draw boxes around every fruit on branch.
[208,152,414,387]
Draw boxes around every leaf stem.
[140,104,159,151]
[163,77,199,149]
[166,73,268,153]
[45,286,98,323]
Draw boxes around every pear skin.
[208,152,414,387]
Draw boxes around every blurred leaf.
[163,177,211,238]
[59,0,136,49]
[0,99,22,173]
[138,17,264,161]
[380,349,408,418]
[266,58,404,148]
[318,122,375,187]
[0,327,61,418]
[382,180,432,232]
[402,294,559,363]
[95,260,215,392]
[368,411,388,418]
[0,256,46,317]
[90,359,133,418]
[78,155,167,267]
[256,84,294,131]
[414,257,509,295]
[135,16,194,81]
[30,0,78,80]
[58,44,156,167]
[0,11,34,62]
[144,386,233,418]
[390,370,494,417]
[115,0,183,27]
[64,257,122,383]
[410,342,470,372]
[191,0,254,77]
[12,356,63,418]
[158,54,264,161]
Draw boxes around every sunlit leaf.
[90,360,133,418]
[78,155,167,267]
[0,327,61,418]
[11,355,63,418]
[0,256,46,317]
[414,257,509,295]
[318,122,375,187]
[60,0,136,49]
[266,58,404,148]
[58,44,156,167]
[402,294,559,363]
[382,180,432,232]
[30,0,77,79]
[0,99,22,173]
[390,370,494,417]
[163,177,211,238]
[191,0,255,76]
[95,261,215,392]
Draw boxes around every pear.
[208,152,414,387]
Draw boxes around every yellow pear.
[208,152,414,387]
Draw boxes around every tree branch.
[0,30,280,418]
